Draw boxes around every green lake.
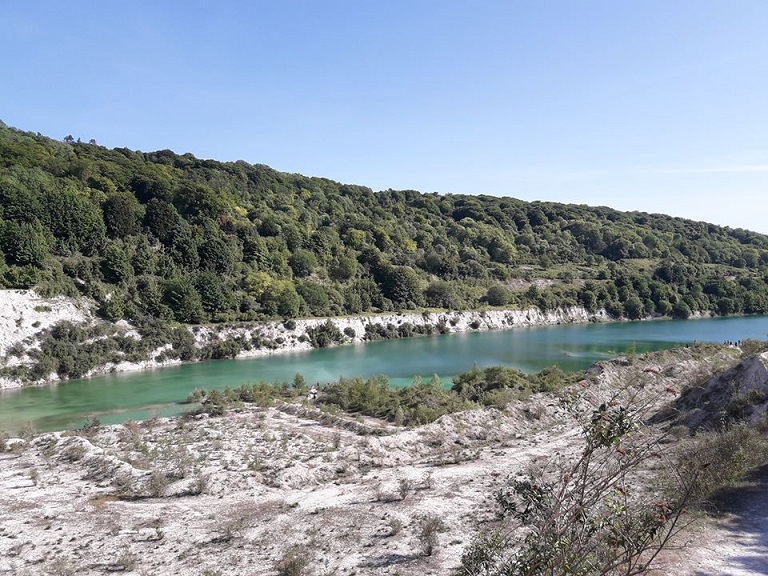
[2,315,767,433]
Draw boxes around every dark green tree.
[163,276,205,323]
[102,192,143,238]
[288,249,318,278]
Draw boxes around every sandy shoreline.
[0,289,609,389]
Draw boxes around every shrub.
[275,545,311,576]
[415,514,447,556]
[213,503,260,542]
[305,319,344,348]
[387,516,403,536]
[486,285,512,306]
[147,470,170,498]
[398,477,413,500]
[112,547,137,572]
[740,339,768,357]
[458,401,693,576]
[673,423,768,507]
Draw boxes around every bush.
[674,423,768,507]
[305,319,343,348]
[458,402,692,576]
[486,285,512,306]
[415,513,447,556]
[147,470,170,498]
[275,545,311,576]
[452,365,577,404]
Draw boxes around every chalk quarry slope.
[0,289,608,389]
[2,345,767,575]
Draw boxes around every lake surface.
[2,315,767,433]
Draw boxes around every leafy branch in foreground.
[458,401,694,576]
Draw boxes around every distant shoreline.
[0,289,611,389]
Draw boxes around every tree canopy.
[1,120,767,325]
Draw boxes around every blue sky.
[2,1,768,232]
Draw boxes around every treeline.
[1,120,768,325]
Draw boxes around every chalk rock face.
[0,290,93,355]
[0,286,607,389]
[193,306,608,356]
[669,353,768,431]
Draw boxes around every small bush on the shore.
[363,321,437,341]
[16,320,171,383]
[320,375,474,425]
[198,336,244,360]
[452,364,579,404]
[185,381,307,416]
[182,363,579,425]
[739,338,768,358]
[305,319,344,348]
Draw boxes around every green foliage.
[459,403,689,576]
[1,121,767,320]
[486,285,512,306]
[98,296,124,322]
[674,423,768,506]
[144,198,183,243]
[186,380,306,415]
[424,280,458,308]
[295,280,331,316]
[0,220,49,267]
[321,374,473,425]
[261,282,302,318]
[163,277,205,323]
[18,321,157,381]
[376,264,424,308]
[452,365,578,404]
[102,192,143,238]
[101,241,133,282]
[305,319,344,348]
[288,249,317,278]
[194,271,234,316]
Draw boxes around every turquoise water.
[1,315,767,433]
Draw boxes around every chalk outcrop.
[1,344,764,576]
[0,290,93,356]
[657,351,768,431]
[0,289,608,388]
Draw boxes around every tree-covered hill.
[1,120,768,325]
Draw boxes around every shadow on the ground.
[691,463,768,576]
[360,552,420,568]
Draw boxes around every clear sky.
[2,1,767,232]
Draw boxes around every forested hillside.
[2,120,768,326]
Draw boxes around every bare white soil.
[3,347,765,576]
[653,470,768,576]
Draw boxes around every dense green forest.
[2,120,768,326]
